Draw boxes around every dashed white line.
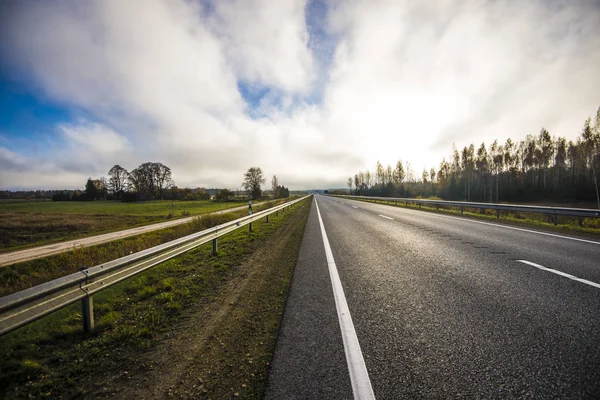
[362,200,600,246]
[378,214,394,220]
[314,198,375,400]
[352,206,358,209]
[517,260,600,289]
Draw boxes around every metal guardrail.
[334,195,600,224]
[0,195,311,336]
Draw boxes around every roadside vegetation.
[344,106,600,208]
[0,198,293,297]
[0,197,311,399]
[0,199,251,253]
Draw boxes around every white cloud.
[0,0,599,190]
[60,120,129,155]
[211,0,315,93]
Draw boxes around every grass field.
[0,199,249,253]
[0,197,311,399]
[0,199,289,297]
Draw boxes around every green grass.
[0,199,290,297]
[0,199,256,253]
[346,196,600,235]
[0,197,311,399]
[0,199,247,216]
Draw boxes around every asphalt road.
[266,195,600,399]
[0,202,263,267]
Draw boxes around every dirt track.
[0,203,260,267]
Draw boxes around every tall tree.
[108,165,129,194]
[490,140,504,202]
[376,161,384,188]
[154,163,174,200]
[128,162,173,199]
[271,175,279,198]
[461,145,475,200]
[347,177,353,191]
[243,167,266,200]
[394,160,405,184]
[583,115,600,208]
[538,128,554,190]
[476,143,490,201]
[84,178,101,200]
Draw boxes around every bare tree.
[347,177,353,192]
[108,165,129,193]
[155,163,174,200]
[128,162,174,199]
[243,167,266,200]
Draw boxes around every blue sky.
[1,0,599,190]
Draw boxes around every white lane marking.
[517,260,600,289]
[378,214,394,220]
[314,199,376,400]
[352,206,358,209]
[357,200,600,246]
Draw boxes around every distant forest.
[348,107,600,208]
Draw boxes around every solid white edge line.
[353,206,358,209]
[516,260,600,289]
[315,198,376,400]
[378,214,393,220]
[355,199,600,246]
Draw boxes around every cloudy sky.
[0,0,599,190]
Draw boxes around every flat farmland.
[0,200,248,253]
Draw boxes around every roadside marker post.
[249,200,253,232]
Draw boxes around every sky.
[0,0,599,191]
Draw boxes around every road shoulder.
[265,198,353,400]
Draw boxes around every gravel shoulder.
[112,199,311,399]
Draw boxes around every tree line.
[49,165,290,202]
[51,162,175,201]
[347,107,600,207]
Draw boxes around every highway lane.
[266,195,600,398]
[334,196,600,285]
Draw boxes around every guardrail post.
[276,210,279,217]
[436,204,439,211]
[266,214,269,223]
[579,217,583,227]
[553,214,557,226]
[82,296,94,333]
[212,238,218,256]
[461,206,464,214]
[80,268,94,333]
[496,209,500,219]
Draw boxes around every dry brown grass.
[0,213,164,252]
